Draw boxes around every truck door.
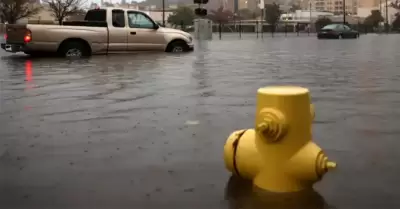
[107,9,128,51]
[126,11,165,51]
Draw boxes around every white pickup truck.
[1,7,194,57]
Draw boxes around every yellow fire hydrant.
[224,86,336,193]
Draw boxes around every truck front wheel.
[166,40,188,53]
[59,41,91,58]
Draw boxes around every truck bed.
[62,21,107,27]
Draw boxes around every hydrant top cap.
[258,86,309,96]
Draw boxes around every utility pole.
[343,0,346,24]
[162,0,165,27]
[380,0,382,33]
[385,0,389,33]
[309,1,311,22]
[309,0,312,33]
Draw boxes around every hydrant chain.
[232,130,247,178]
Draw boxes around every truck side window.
[85,9,107,21]
[127,12,154,29]
[112,10,125,28]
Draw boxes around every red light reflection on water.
[25,60,32,81]
[25,60,33,90]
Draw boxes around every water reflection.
[192,45,212,101]
[225,175,330,209]
[25,60,33,90]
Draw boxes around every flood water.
[1,34,400,209]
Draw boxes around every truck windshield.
[84,9,107,21]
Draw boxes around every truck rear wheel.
[59,41,90,58]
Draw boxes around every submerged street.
[1,34,400,209]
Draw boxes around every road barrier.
[223,86,336,193]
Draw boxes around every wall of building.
[357,7,378,17]
[17,5,56,24]
[357,0,398,23]
[359,0,380,8]
[280,10,361,24]
[204,0,234,12]
[312,0,358,15]
[145,11,174,23]
[280,10,334,20]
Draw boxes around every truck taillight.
[24,30,32,43]
[4,34,7,40]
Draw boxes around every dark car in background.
[317,24,360,39]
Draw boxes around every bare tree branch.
[43,0,86,25]
[391,0,400,9]
[0,0,41,24]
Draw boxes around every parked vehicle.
[1,7,194,57]
[317,24,360,39]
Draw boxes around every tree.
[103,2,114,7]
[264,3,281,33]
[208,6,234,24]
[237,8,253,19]
[167,6,195,30]
[364,10,384,28]
[253,7,262,18]
[43,0,86,25]
[0,0,40,24]
[392,13,400,30]
[315,17,332,31]
[289,3,301,13]
[391,0,400,9]
[390,0,400,30]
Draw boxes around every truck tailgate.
[5,24,28,44]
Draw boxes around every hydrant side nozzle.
[326,161,337,170]
[316,154,337,178]
[256,108,288,143]
[310,104,315,120]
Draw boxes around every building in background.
[204,0,234,12]
[309,0,358,15]
[280,9,361,23]
[359,0,380,8]
[238,0,259,10]
[357,0,398,21]
[356,0,395,18]
[16,4,55,24]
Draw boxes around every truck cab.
[1,7,194,57]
